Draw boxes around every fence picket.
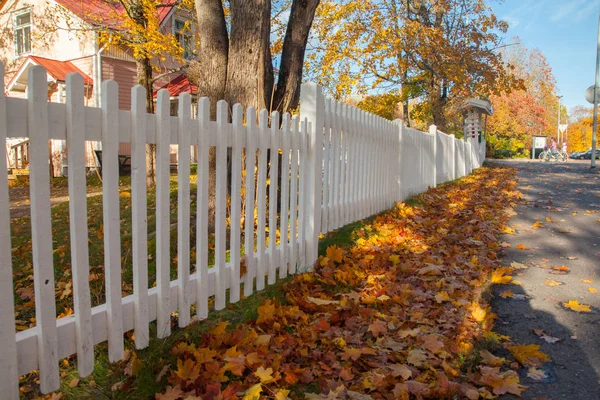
[101,80,124,362]
[289,116,300,274]
[297,119,308,268]
[65,73,94,377]
[256,110,269,290]
[279,113,291,279]
[322,100,331,233]
[215,100,228,310]
[155,89,171,338]
[131,85,149,348]
[244,108,257,296]
[196,98,210,319]
[0,62,18,399]
[268,111,280,285]
[28,66,60,393]
[177,93,192,326]
[230,104,243,303]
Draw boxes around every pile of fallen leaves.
[153,166,528,399]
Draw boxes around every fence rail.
[0,64,484,396]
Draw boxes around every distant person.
[562,142,567,153]
[550,138,559,161]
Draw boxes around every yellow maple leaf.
[256,300,276,324]
[471,303,488,323]
[491,269,512,284]
[389,254,400,265]
[532,221,543,228]
[480,366,525,396]
[319,256,330,267]
[507,344,551,367]
[516,244,531,251]
[173,358,200,383]
[326,245,343,263]
[242,383,262,400]
[254,366,274,383]
[275,389,291,400]
[589,287,598,293]
[563,300,592,313]
[544,279,563,287]
[435,291,450,303]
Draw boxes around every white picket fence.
[0,64,484,396]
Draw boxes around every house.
[0,0,199,176]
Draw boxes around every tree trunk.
[429,77,447,130]
[226,0,274,111]
[136,57,156,187]
[272,0,320,114]
[191,0,230,230]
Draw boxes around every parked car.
[570,151,582,159]
[572,149,600,160]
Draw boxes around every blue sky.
[492,0,599,111]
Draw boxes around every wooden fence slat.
[0,62,19,399]
[322,99,331,233]
[297,119,309,269]
[215,100,228,310]
[288,116,299,275]
[244,107,257,296]
[256,110,269,290]
[268,111,280,285]
[229,104,243,303]
[28,65,60,393]
[196,98,210,319]
[65,73,94,377]
[177,93,192,327]
[279,113,291,279]
[155,89,171,338]
[101,80,125,362]
[131,85,149,348]
[340,104,348,226]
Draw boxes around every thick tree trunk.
[273,0,320,114]
[191,0,229,230]
[226,0,274,111]
[429,77,447,130]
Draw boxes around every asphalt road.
[491,159,600,399]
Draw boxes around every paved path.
[491,159,600,399]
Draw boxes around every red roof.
[29,56,93,86]
[54,0,175,29]
[154,74,197,98]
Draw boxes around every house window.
[14,10,31,56]
[174,19,194,60]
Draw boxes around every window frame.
[172,17,195,61]
[13,8,32,57]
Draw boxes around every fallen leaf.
[544,279,564,287]
[516,244,531,251]
[499,290,514,298]
[507,344,551,367]
[582,279,594,284]
[532,328,561,344]
[527,367,548,381]
[155,385,183,400]
[306,296,339,305]
[254,366,274,384]
[563,300,592,313]
[326,245,343,263]
[589,287,598,293]
[243,383,262,400]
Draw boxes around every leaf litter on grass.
[145,167,533,400]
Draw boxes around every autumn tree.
[306,0,522,131]
[486,41,561,153]
[568,106,593,152]
[189,0,320,114]
[49,0,191,185]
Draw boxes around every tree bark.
[273,0,320,114]
[226,0,274,111]
[191,0,229,230]
[136,57,157,187]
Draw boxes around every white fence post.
[429,125,437,188]
[0,62,19,400]
[299,82,324,269]
[28,66,60,393]
[65,73,94,377]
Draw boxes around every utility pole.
[557,95,563,144]
[592,10,600,169]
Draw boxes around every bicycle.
[543,150,567,162]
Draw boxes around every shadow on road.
[490,159,600,399]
